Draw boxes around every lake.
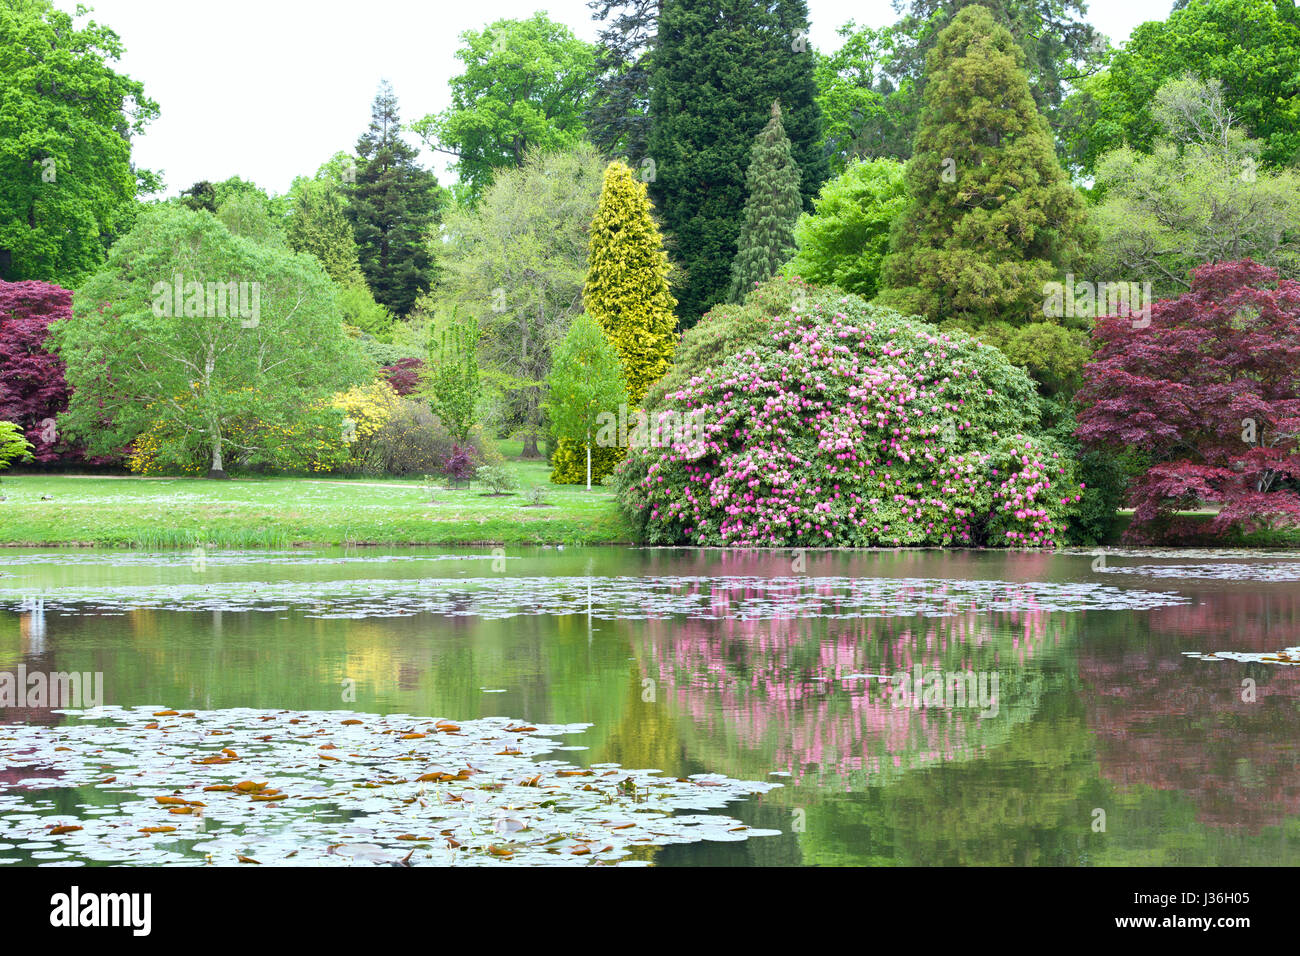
[1,546,1298,866]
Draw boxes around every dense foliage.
[617,291,1081,547]
[0,419,32,475]
[51,206,369,476]
[0,0,158,286]
[428,314,481,444]
[784,158,907,300]
[728,103,803,303]
[648,0,827,323]
[440,144,605,458]
[1065,0,1300,174]
[552,160,675,483]
[546,313,627,488]
[879,6,1091,331]
[815,2,1103,168]
[1090,76,1300,298]
[0,279,73,461]
[414,14,598,204]
[581,161,676,405]
[584,0,657,164]
[348,83,445,317]
[1076,259,1300,542]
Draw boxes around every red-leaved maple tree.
[380,357,424,397]
[0,280,75,462]
[1076,260,1300,542]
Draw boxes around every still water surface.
[1,546,1298,865]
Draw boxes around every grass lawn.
[0,457,632,548]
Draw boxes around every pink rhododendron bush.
[615,294,1082,547]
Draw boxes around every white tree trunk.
[585,427,592,491]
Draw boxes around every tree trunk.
[207,431,228,480]
[520,432,541,458]
[585,428,592,491]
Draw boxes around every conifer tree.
[348,82,445,317]
[583,161,676,405]
[878,5,1090,330]
[728,102,803,303]
[551,160,676,484]
[649,0,827,325]
[287,179,365,287]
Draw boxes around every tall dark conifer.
[348,82,445,317]
[585,0,658,165]
[649,0,827,325]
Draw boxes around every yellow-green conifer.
[552,161,678,484]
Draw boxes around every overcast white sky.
[53,0,1177,196]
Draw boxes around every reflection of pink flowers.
[636,578,1055,789]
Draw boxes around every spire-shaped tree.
[348,82,445,317]
[551,160,676,484]
[728,102,803,303]
[879,4,1090,330]
[583,161,676,404]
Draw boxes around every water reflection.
[1,546,1298,865]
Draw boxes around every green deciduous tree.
[814,20,914,170]
[879,5,1091,332]
[349,82,446,317]
[649,0,828,324]
[545,313,627,489]
[428,312,481,444]
[217,191,286,248]
[728,103,803,303]
[1064,0,1300,174]
[414,14,598,205]
[0,419,33,484]
[0,0,158,286]
[784,158,908,299]
[1090,75,1300,298]
[440,144,606,458]
[49,205,369,477]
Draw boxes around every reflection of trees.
[800,710,1104,866]
[633,585,1073,791]
[1078,590,1300,831]
[0,606,641,759]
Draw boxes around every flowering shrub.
[616,295,1081,547]
[127,381,398,476]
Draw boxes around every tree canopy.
[1090,75,1300,298]
[50,205,368,476]
[414,14,598,205]
[1064,0,1300,174]
[0,0,158,286]
[649,0,827,324]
